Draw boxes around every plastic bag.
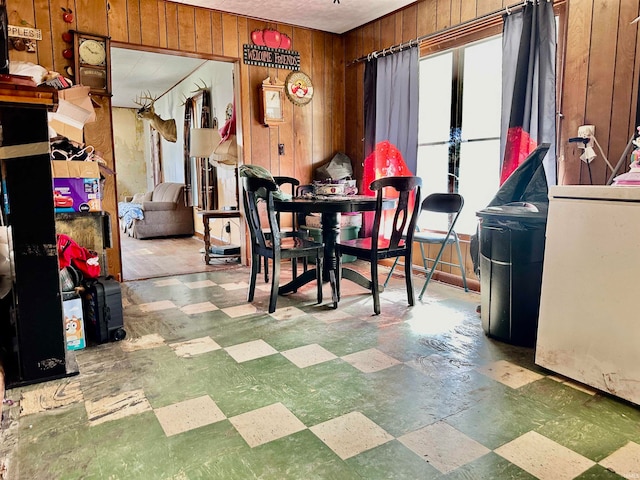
[315,152,353,181]
[238,165,292,200]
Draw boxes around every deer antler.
[132,95,148,108]
[180,94,193,107]
[191,79,209,94]
[134,90,158,109]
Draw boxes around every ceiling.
[111,48,209,108]
[112,1,416,108]
[171,0,416,34]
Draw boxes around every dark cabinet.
[0,86,73,387]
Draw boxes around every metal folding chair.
[384,193,468,300]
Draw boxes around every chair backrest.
[242,176,281,251]
[422,193,464,215]
[370,176,422,250]
[273,176,300,228]
[296,184,313,197]
[420,192,464,236]
[274,176,300,195]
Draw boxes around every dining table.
[274,194,395,300]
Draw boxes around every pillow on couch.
[131,192,153,204]
[131,193,145,204]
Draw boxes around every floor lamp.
[189,127,221,210]
[190,128,240,256]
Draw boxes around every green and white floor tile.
[2,263,640,479]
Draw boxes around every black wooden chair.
[384,193,468,300]
[260,176,300,283]
[243,176,324,313]
[336,176,422,315]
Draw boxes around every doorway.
[110,47,240,281]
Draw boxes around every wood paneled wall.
[8,0,638,284]
[7,0,345,280]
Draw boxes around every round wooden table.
[274,195,394,296]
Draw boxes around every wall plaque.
[243,45,299,71]
[8,25,42,41]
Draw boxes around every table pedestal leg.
[321,212,340,282]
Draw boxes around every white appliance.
[535,185,640,405]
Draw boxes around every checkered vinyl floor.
[3,264,640,479]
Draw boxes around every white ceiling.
[172,0,416,34]
[112,1,416,108]
[111,48,209,108]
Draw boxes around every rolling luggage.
[82,275,126,344]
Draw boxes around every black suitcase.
[82,276,126,344]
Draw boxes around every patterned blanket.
[118,202,144,229]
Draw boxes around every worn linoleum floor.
[2,263,640,479]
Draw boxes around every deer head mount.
[134,92,177,143]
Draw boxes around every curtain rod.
[347,0,553,67]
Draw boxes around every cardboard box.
[63,295,86,351]
[58,86,96,123]
[51,160,102,212]
[48,86,96,144]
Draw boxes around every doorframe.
[109,43,246,280]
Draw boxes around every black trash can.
[477,203,547,347]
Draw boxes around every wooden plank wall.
[7,0,345,280]
[343,0,640,284]
[9,0,638,285]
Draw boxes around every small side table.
[198,209,241,264]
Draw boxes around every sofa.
[119,183,194,239]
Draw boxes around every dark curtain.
[362,46,419,235]
[374,46,419,175]
[500,1,556,186]
[471,3,556,277]
[363,60,377,161]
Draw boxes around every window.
[417,36,502,234]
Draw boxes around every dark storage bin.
[477,204,547,347]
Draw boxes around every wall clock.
[261,77,285,126]
[285,71,314,106]
[73,31,111,96]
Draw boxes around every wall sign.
[285,71,314,107]
[243,45,299,71]
[8,25,42,40]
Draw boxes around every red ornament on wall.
[263,29,281,49]
[61,7,74,23]
[279,34,291,50]
[251,28,291,50]
[251,30,265,46]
